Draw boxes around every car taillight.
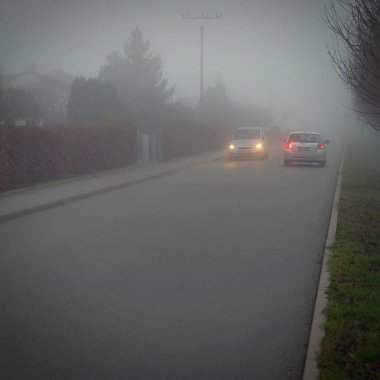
[318,143,325,150]
[284,142,292,150]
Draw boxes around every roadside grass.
[318,143,380,380]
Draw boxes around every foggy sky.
[0,0,352,130]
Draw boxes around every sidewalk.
[0,150,225,223]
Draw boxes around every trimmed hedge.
[0,123,137,192]
[0,123,229,192]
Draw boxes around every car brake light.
[318,143,325,150]
[285,142,292,149]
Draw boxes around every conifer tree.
[99,27,175,130]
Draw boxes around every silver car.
[283,131,329,167]
[228,127,269,160]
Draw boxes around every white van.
[228,127,269,160]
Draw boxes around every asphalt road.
[0,141,341,380]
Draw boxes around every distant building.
[7,70,42,88]
[6,68,74,89]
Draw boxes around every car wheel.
[284,160,291,167]
[319,160,326,167]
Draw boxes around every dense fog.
[0,0,354,134]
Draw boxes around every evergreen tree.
[67,77,120,124]
[99,27,175,130]
[202,77,273,127]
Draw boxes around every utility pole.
[183,13,223,123]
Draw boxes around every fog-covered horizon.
[0,0,353,130]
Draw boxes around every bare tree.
[325,0,380,131]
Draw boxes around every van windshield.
[233,129,261,139]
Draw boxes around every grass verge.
[318,142,380,379]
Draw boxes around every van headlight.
[255,143,262,149]
[229,144,235,150]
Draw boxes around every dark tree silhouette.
[325,0,380,131]
[99,27,175,131]
[202,78,234,125]
[201,77,272,128]
[67,77,120,124]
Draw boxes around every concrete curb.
[0,154,225,224]
[302,155,345,380]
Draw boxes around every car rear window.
[234,129,261,139]
[288,133,321,143]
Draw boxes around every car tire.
[319,160,326,167]
[284,160,291,167]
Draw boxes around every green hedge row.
[0,124,137,192]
